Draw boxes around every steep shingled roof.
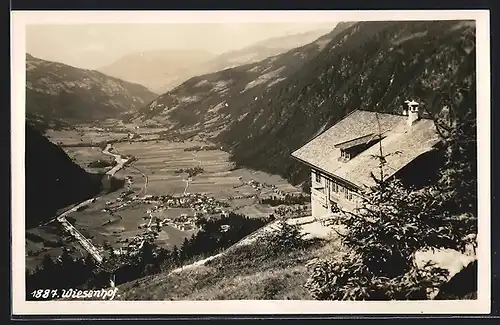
[291,110,441,188]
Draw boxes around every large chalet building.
[291,101,442,218]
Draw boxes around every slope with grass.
[132,23,353,134]
[26,53,157,130]
[136,21,475,188]
[114,216,475,300]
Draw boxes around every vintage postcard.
[11,10,491,316]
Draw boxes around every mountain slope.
[133,23,352,134]
[194,28,334,76]
[99,29,333,94]
[221,20,476,186]
[98,49,215,94]
[26,54,157,128]
[137,20,475,187]
[25,123,102,228]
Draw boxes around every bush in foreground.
[305,95,477,300]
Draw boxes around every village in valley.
[26,131,311,269]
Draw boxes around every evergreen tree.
[306,92,477,300]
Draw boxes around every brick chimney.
[406,100,420,127]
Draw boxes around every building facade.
[292,101,441,219]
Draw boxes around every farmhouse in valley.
[291,101,442,218]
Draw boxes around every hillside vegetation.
[132,23,353,132]
[25,123,102,228]
[26,54,157,130]
[137,21,475,188]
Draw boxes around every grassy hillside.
[115,223,336,300]
[136,21,475,187]
[114,222,476,301]
[25,123,102,228]
[26,54,157,128]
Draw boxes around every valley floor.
[26,125,307,271]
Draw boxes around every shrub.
[264,220,306,255]
[305,97,477,300]
[305,252,449,300]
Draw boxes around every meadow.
[27,129,307,268]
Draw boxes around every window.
[315,171,321,183]
[344,189,353,200]
[332,181,339,193]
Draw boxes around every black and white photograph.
[11,10,490,316]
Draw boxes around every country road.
[49,144,131,265]
[129,166,148,196]
[183,178,191,195]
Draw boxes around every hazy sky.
[26,23,336,69]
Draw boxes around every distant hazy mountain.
[98,49,215,94]
[134,21,475,187]
[133,23,352,132]
[193,28,334,77]
[26,54,157,130]
[97,29,333,94]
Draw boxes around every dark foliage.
[261,194,310,206]
[434,260,477,300]
[138,21,475,188]
[25,123,102,228]
[305,86,477,300]
[174,166,204,178]
[87,159,116,168]
[26,212,271,299]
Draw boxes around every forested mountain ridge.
[221,20,476,186]
[135,20,475,188]
[131,23,353,133]
[25,123,102,228]
[26,54,157,130]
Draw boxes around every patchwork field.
[113,140,301,199]
[27,129,308,268]
[45,128,129,146]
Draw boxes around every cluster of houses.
[105,192,233,256]
[183,145,219,152]
[167,214,201,231]
[235,177,289,197]
[159,193,230,215]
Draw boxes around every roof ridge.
[291,108,362,154]
[334,132,376,147]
